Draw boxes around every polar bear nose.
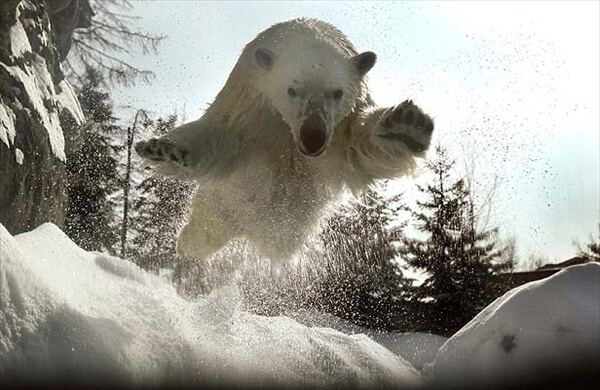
[299,113,328,157]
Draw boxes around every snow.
[55,79,85,126]
[0,223,420,387]
[371,333,447,370]
[13,148,23,165]
[1,4,84,161]
[0,104,16,148]
[8,3,32,59]
[426,262,600,387]
[291,310,447,370]
[1,61,66,161]
[1,222,598,387]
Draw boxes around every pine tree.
[129,115,194,271]
[313,189,411,330]
[398,146,512,336]
[584,242,600,262]
[220,188,412,331]
[65,67,122,252]
[578,225,599,262]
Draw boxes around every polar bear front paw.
[374,100,434,154]
[135,138,191,167]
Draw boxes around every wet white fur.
[145,18,427,263]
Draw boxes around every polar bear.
[135,18,434,264]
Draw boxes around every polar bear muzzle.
[298,113,329,157]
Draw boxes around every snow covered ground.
[1,222,598,388]
[426,262,600,387]
[290,310,447,370]
[0,223,419,387]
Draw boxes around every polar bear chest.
[204,150,343,237]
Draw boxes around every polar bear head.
[253,34,376,157]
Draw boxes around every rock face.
[0,0,88,234]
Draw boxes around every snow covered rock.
[0,0,85,234]
[426,262,600,387]
[0,222,420,387]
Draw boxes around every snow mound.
[426,262,600,387]
[0,223,420,387]
[371,333,447,371]
[291,310,447,370]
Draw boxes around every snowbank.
[291,310,447,370]
[0,223,420,387]
[2,222,598,387]
[426,262,600,387]
[371,333,447,371]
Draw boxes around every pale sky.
[113,1,599,266]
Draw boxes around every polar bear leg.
[248,228,306,267]
[372,100,434,156]
[135,119,207,168]
[176,199,233,260]
[135,137,192,167]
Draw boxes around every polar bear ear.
[353,51,377,75]
[255,48,275,70]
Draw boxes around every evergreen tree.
[237,188,412,331]
[65,67,122,252]
[129,115,194,271]
[314,189,411,330]
[576,224,599,262]
[398,146,512,336]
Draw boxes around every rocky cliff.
[0,0,89,233]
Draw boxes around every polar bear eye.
[287,87,298,98]
[333,89,344,100]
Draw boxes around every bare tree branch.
[65,0,165,88]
